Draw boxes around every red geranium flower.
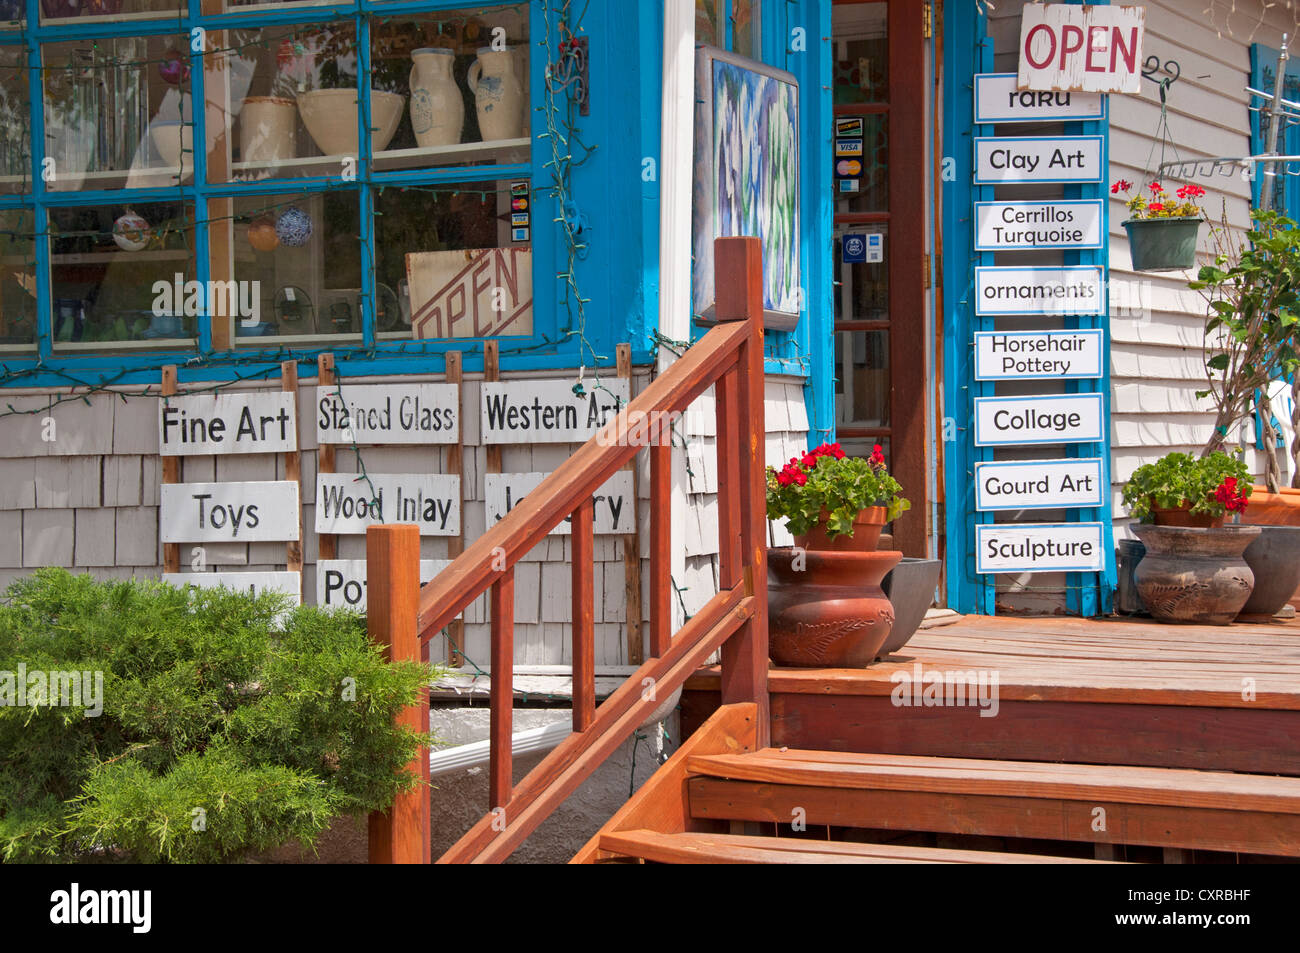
[1149,181,1163,194]
[1111,179,1132,194]
[1148,202,1165,212]
[870,444,885,466]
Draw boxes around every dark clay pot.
[768,548,901,667]
[1131,524,1259,625]
[1238,525,1300,618]
[879,557,941,657]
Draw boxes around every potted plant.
[1121,450,1253,527]
[764,443,910,667]
[1113,179,1205,272]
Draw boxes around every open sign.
[1018,4,1145,94]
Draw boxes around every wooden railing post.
[490,569,516,808]
[367,524,430,864]
[572,498,595,731]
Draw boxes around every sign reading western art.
[480,378,629,444]
[972,73,1106,124]
[162,571,302,604]
[976,523,1106,574]
[160,481,300,542]
[158,392,297,455]
[974,136,1103,185]
[974,200,1103,251]
[975,266,1105,317]
[484,471,635,535]
[1018,4,1145,95]
[315,473,460,535]
[315,559,449,611]
[974,458,1105,511]
[316,383,459,445]
[973,394,1104,447]
[973,330,1104,380]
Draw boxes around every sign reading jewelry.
[484,472,635,535]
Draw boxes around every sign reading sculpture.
[976,523,1106,574]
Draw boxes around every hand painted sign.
[976,522,1106,574]
[974,329,1104,380]
[480,379,629,444]
[159,392,296,455]
[407,248,533,339]
[975,266,1105,317]
[162,571,302,603]
[973,73,1106,123]
[316,383,459,445]
[315,473,460,535]
[160,481,300,542]
[315,559,450,610]
[974,200,1103,251]
[974,458,1105,511]
[973,394,1104,447]
[484,471,635,535]
[974,136,1103,184]
[1018,4,1145,94]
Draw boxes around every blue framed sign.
[973,393,1104,446]
[973,73,1107,124]
[975,265,1106,317]
[974,199,1104,251]
[973,136,1104,184]
[974,458,1105,511]
[974,329,1104,380]
[976,522,1106,574]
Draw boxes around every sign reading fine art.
[315,559,450,611]
[1018,4,1145,95]
[158,392,297,455]
[976,523,1106,574]
[315,473,460,535]
[316,383,459,445]
[973,394,1104,447]
[973,136,1103,185]
[975,266,1105,317]
[974,330,1104,380]
[160,481,301,543]
[484,471,636,535]
[974,459,1105,511]
[972,73,1106,124]
[480,378,629,444]
[974,200,1103,251]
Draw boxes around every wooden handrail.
[366,236,770,863]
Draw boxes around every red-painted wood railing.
[365,236,770,864]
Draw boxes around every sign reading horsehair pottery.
[162,571,302,604]
[976,523,1106,574]
[974,330,1104,380]
[480,378,629,444]
[973,73,1105,124]
[975,266,1105,317]
[484,471,636,535]
[159,392,297,455]
[974,458,1105,511]
[160,481,301,543]
[973,136,1103,185]
[974,200,1103,251]
[315,473,460,535]
[315,559,450,611]
[973,394,1104,447]
[316,383,459,445]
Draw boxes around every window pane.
[833,1,888,103]
[835,227,888,321]
[49,201,197,348]
[732,0,759,59]
[839,435,890,466]
[40,0,183,25]
[0,208,35,350]
[0,46,30,194]
[696,0,721,47]
[1,1,23,27]
[834,113,887,213]
[834,329,889,428]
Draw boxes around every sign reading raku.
[480,379,628,444]
[159,393,297,455]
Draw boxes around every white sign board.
[1019,4,1145,94]
[162,571,302,604]
[974,458,1105,511]
[159,392,296,456]
[484,471,636,535]
[976,523,1106,574]
[481,378,629,444]
[316,383,459,445]
[974,330,1104,380]
[975,266,1105,317]
[974,136,1104,184]
[973,73,1106,123]
[973,394,1104,447]
[315,473,460,535]
[315,559,450,611]
[160,481,300,543]
[974,200,1103,251]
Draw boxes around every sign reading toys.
[160,481,301,543]
[1018,4,1145,95]
[159,393,297,455]
[480,379,629,444]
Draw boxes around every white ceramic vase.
[240,96,297,162]
[467,47,525,142]
[409,48,464,148]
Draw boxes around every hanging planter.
[1113,180,1206,273]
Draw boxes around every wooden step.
[597,829,1117,864]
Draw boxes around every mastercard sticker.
[836,159,863,176]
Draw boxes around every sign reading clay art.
[974,330,1104,380]
[974,458,1105,511]
[480,378,629,444]
[159,392,297,455]
[407,248,533,339]
[315,559,450,610]
[974,266,1105,317]
[484,471,636,535]
[974,136,1104,184]
[162,571,302,604]
[1018,4,1145,94]
[315,473,460,535]
[974,200,1103,251]
[160,481,301,542]
[316,383,459,445]
[976,523,1106,574]
[973,394,1104,447]
[973,73,1106,123]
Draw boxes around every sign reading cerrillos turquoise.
[974,200,1103,251]
[316,383,459,445]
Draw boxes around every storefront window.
[835,329,890,430]
[833,1,888,103]
[835,114,888,214]
[697,0,759,58]
[40,0,183,26]
[0,208,35,350]
[0,47,29,194]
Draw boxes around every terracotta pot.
[1238,526,1300,618]
[1240,486,1300,611]
[768,548,902,667]
[793,506,887,552]
[1149,498,1224,528]
[1131,524,1259,625]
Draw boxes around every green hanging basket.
[1123,216,1202,272]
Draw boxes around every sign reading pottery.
[162,571,302,603]
[976,523,1106,574]
[974,458,1105,511]
[972,73,1106,123]
[315,473,460,535]
[974,329,1104,380]
[159,392,297,455]
[315,559,449,610]
[974,200,1103,251]
[975,266,1105,317]
[973,394,1104,446]
[974,136,1103,184]
[407,248,533,339]
[316,383,459,445]
[160,481,300,542]
[1018,4,1145,94]
[484,471,635,535]
[480,378,629,444]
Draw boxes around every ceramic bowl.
[296,89,404,156]
[150,121,192,174]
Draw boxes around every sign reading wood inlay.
[315,473,461,535]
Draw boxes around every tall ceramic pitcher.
[409,48,465,148]
[467,47,524,142]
